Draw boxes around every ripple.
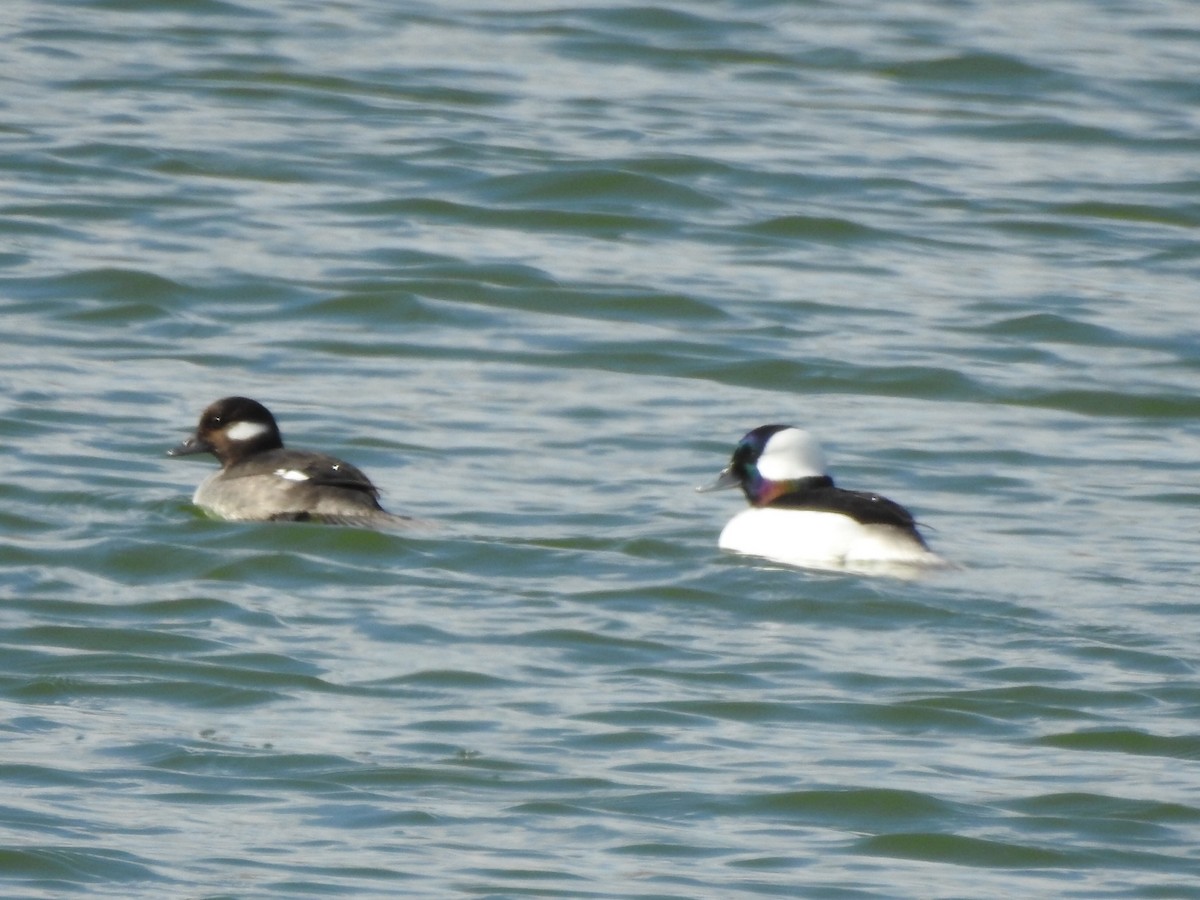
[1034,729,1200,761]
[855,832,1078,868]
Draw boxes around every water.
[2,0,1199,896]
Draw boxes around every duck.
[699,424,943,572]
[168,396,400,525]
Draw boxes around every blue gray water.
[2,1,1199,897]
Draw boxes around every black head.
[698,424,830,506]
[167,396,284,467]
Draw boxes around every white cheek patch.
[274,468,311,482]
[226,420,270,442]
[757,429,829,480]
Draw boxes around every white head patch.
[226,420,270,442]
[274,468,311,482]
[756,428,829,481]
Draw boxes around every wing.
[770,486,922,533]
[227,448,381,500]
[276,454,381,499]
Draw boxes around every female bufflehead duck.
[168,396,398,525]
[699,424,943,572]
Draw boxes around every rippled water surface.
[3,1,1200,897]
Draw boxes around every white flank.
[226,420,270,442]
[274,468,311,482]
[718,507,944,575]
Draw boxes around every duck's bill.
[695,466,740,493]
[167,434,212,457]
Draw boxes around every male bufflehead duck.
[699,424,943,572]
[168,396,397,525]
